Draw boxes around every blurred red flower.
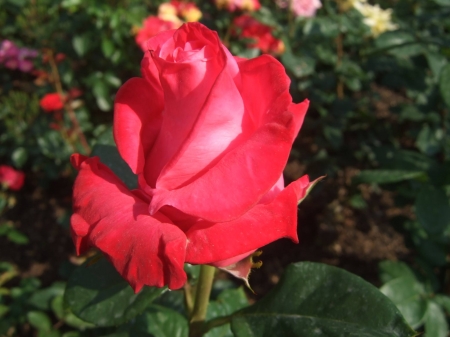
[233,15,285,54]
[0,165,25,191]
[40,93,64,112]
[135,16,177,51]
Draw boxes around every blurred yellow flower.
[180,4,202,22]
[158,2,183,27]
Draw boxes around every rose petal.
[149,97,308,222]
[114,77,164,175]
[184,175,313,264]
[143,23,227,187]
[155,57,247,190]
[70,154,187,292]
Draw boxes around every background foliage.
[1,0,449,336]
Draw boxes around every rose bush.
[70,22,315,292]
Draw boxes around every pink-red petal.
[155,58,247,190]
[143,24,227,187]
[149,98,307,223]
[114,78,164,175]
[70,154,187,292]
[185,175,312,264]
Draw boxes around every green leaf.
[143,305,188,337]
[0,304,9,318]
[101,38,115,58]
[206,288,249,337]
[11,147,27,168]
[27,311,52,331]
[425,52,447,80]
[354,170,425,184]
[105,305,188,337]
[434,295,450,314]
[416,124,442,156]
[424,301,448,337]
[380,273,427,329]
[38,330,61,337]
[434,0,450,6]
[91,144,137,189]
[28,282,65,310]
[379,261,416,284]
[7,229,29,245]
[64,256,164,327]
[415,185,450,235]
[439,64,450,109]
[281,53,316,78]
[72,35,90,57]
[375,32,423,58]
[231,262,416,337]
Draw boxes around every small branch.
[336,33,344,99]
[47,50,91,154]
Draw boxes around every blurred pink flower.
[290,0,321,17]
[0,40,38,72]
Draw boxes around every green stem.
[189,265,216,337]
[184,282,194,316]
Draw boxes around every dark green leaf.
[416,124,442,156]
[415,185,450,235]
[11,147,27,168]
[64,257,164,327]
[105,305,188,337]
[375,32,423,58]
[206,288,249,337]
[434,295,450,314]
[28,282,65,310]
[281,53,316,78]
[231,262,416,337]
[354,170,425,184]
[91,144,137,189]
[27,311,52,331]
[439,64,450,108]
[144,305,188,337]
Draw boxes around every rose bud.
[71,23,318,292]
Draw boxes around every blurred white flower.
[356,3,398,37]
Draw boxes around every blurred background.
[1,0,450,336]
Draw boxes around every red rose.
[0,165,25,191]
[71,23,314,292]
[40,93,64,112]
